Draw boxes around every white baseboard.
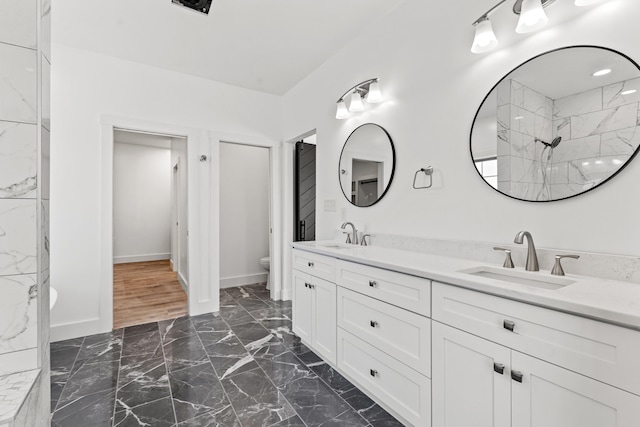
[50,318,103,342]
[113,253,171,264]
[220,273,268,289]
[281,289,292,301]
[178,272,188,293]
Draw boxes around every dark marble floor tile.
[114,396,176,427]
[209,354,259,380]
[191,313,230,333]
[123,321,159,338]
[52,389,116,427]
[264,299,292,310]
[219,291,235,305]
[255,351,316,389]
[159,316,197,342]
[57,360,119,408]
[118,346,165,383]
[319,409,370,427]
[163,334,209,372]
[50,338,84,383]
[311,362,356,395]
[251,290,272,301]
[263,319,298,347]
[169,362,229,423]
[50,382,65,413]
[237,297,271,312]
[117,363,171,408]
[271,415,307,427]
[276,305,293,319]
[230,321,274,346]
[122,330,162,357]
[224,286,254,300]
[74,329,123,365]
[247,341,290,360]
[221,369,296,427]
[360,405,404,427]
[248,306,289,322]
[341,387,376,413]
[219,304,255,326]
[199,330,247,358]
[281,376,351,427]
[176,404,240,427]
[297,350,323,366]
[283,335,312,356]
[242,283,268,292]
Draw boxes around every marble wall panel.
[41,57,50,131]
[0,274,37,354]
[497,79,511,106]
[0,122,37,198]
[0,348,37,376]
[0,0,37,49]
[600,125,640,156]
[554,87,603,118]
[524,86,547,116]
[41,0,51,61]
[550,161,569,184]
[603,78,640,108]
[41,127,49,200]
[12,373,41,427]
[510,80,525,108]
[552,135,601,162]
[0,199,37,276]
[571,103,637,139]
[0,44,37,124]
[554,117,571,141]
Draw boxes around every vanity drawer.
[337,328,431,427]
[292,249,336,282]
[336,260,430,316]
[337,287,430,377]
[432,282,640,396]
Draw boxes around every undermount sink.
[459,266,575,290]
[316,242,353,249]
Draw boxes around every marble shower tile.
[552,135,601,162]
[113,396,175,427]
[176,404,240,427]
[523,86,547,116]
[41,56,50,131]
[41,200,49,284]
[41,0,51,61]
[0,274,37,354]
[41,127,49,200]
[554,117,571,141]
[554,87,603,118]
[169,362,230,423]
[571,103,637,139]
[0,0,37,49]
[0,121,37,198]
[510,80,525,108]
[255,351,316,389]
[281,376,351,427]
[13,373,41,426]
[603,78,640,108]
[0,368,39,422]
[0,199,36,276]
[0,347,37,376]
[0,43,36,123]
[497,80,510,106]
[221,368,295,427]
[600,126,640,156]
[549,161,569,185]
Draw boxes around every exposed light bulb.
[592,68,612,77]
[516,0,549,34]
[349,91,364,112]
[335,100,349,119]
[471,17,499,54]
[575,0,604,6]
[366,80,383,103]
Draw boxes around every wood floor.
[113,260,188,329]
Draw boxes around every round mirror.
[339,123,396,207]
[471,46,640,202]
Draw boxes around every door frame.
[171,159,180,274]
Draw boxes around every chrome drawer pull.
[305,283,310,288]
[370,369,378,377]
[308,262,314,267]
[493,363,505,375]
[370,320,379,328]
[503,320,515,332]
[369,280,378,288]
[511,370,523,383]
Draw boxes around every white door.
[292,270,313,344]
[432,322,511,427]
[311,277,337,364]
[511,351,640,427]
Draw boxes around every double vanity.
[291,240,640,427]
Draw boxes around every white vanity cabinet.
[432,282,640,427]
[292,250,337,364]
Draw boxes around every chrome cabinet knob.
[551,255,580,276]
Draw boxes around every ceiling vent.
[172,0,213,15]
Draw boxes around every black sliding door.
[294,141,316,241]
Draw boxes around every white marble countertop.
[0,369,40,424]
[292,241,640,330]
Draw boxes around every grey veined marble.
[0,122,37,198]
[0,274,37,354]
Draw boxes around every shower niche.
[470,46,640,202]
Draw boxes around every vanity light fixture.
[471,0,562,54]
[592,68,612,77]
[335,78,383,119]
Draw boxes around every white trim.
[178,272,188,292]
[50,318,102,343]
[113,253,171,264]
[220,273,268,289]
[281,288,293,301]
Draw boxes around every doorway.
[112,130,188,329]
[294,134,317,242]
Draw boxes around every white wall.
[283,0,640,257]
[50,43,282,340]
[219,143,270,287]
[113,142,171,263]
[171,137,189,286]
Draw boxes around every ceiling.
[53,0,406,95]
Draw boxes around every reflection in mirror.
[339,124,395,207]
[471,46,640,202]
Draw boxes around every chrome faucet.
[341,222,358,245]
[514,231,539,271]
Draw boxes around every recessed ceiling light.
[514,116,524,120]
[621,89,637,95]
[592,69,612,77]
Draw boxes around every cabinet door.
[312,277,337,364]
[292,270,313,344]
[512,351,640,427]
[432,322,511,427]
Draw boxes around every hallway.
[113,260,188,329]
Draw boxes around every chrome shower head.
[550,136,562,148]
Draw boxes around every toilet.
[260,256,270,290]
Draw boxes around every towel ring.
[413,166,433,189]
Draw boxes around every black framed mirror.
[339,123,396,207]
[470,46,640,202]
